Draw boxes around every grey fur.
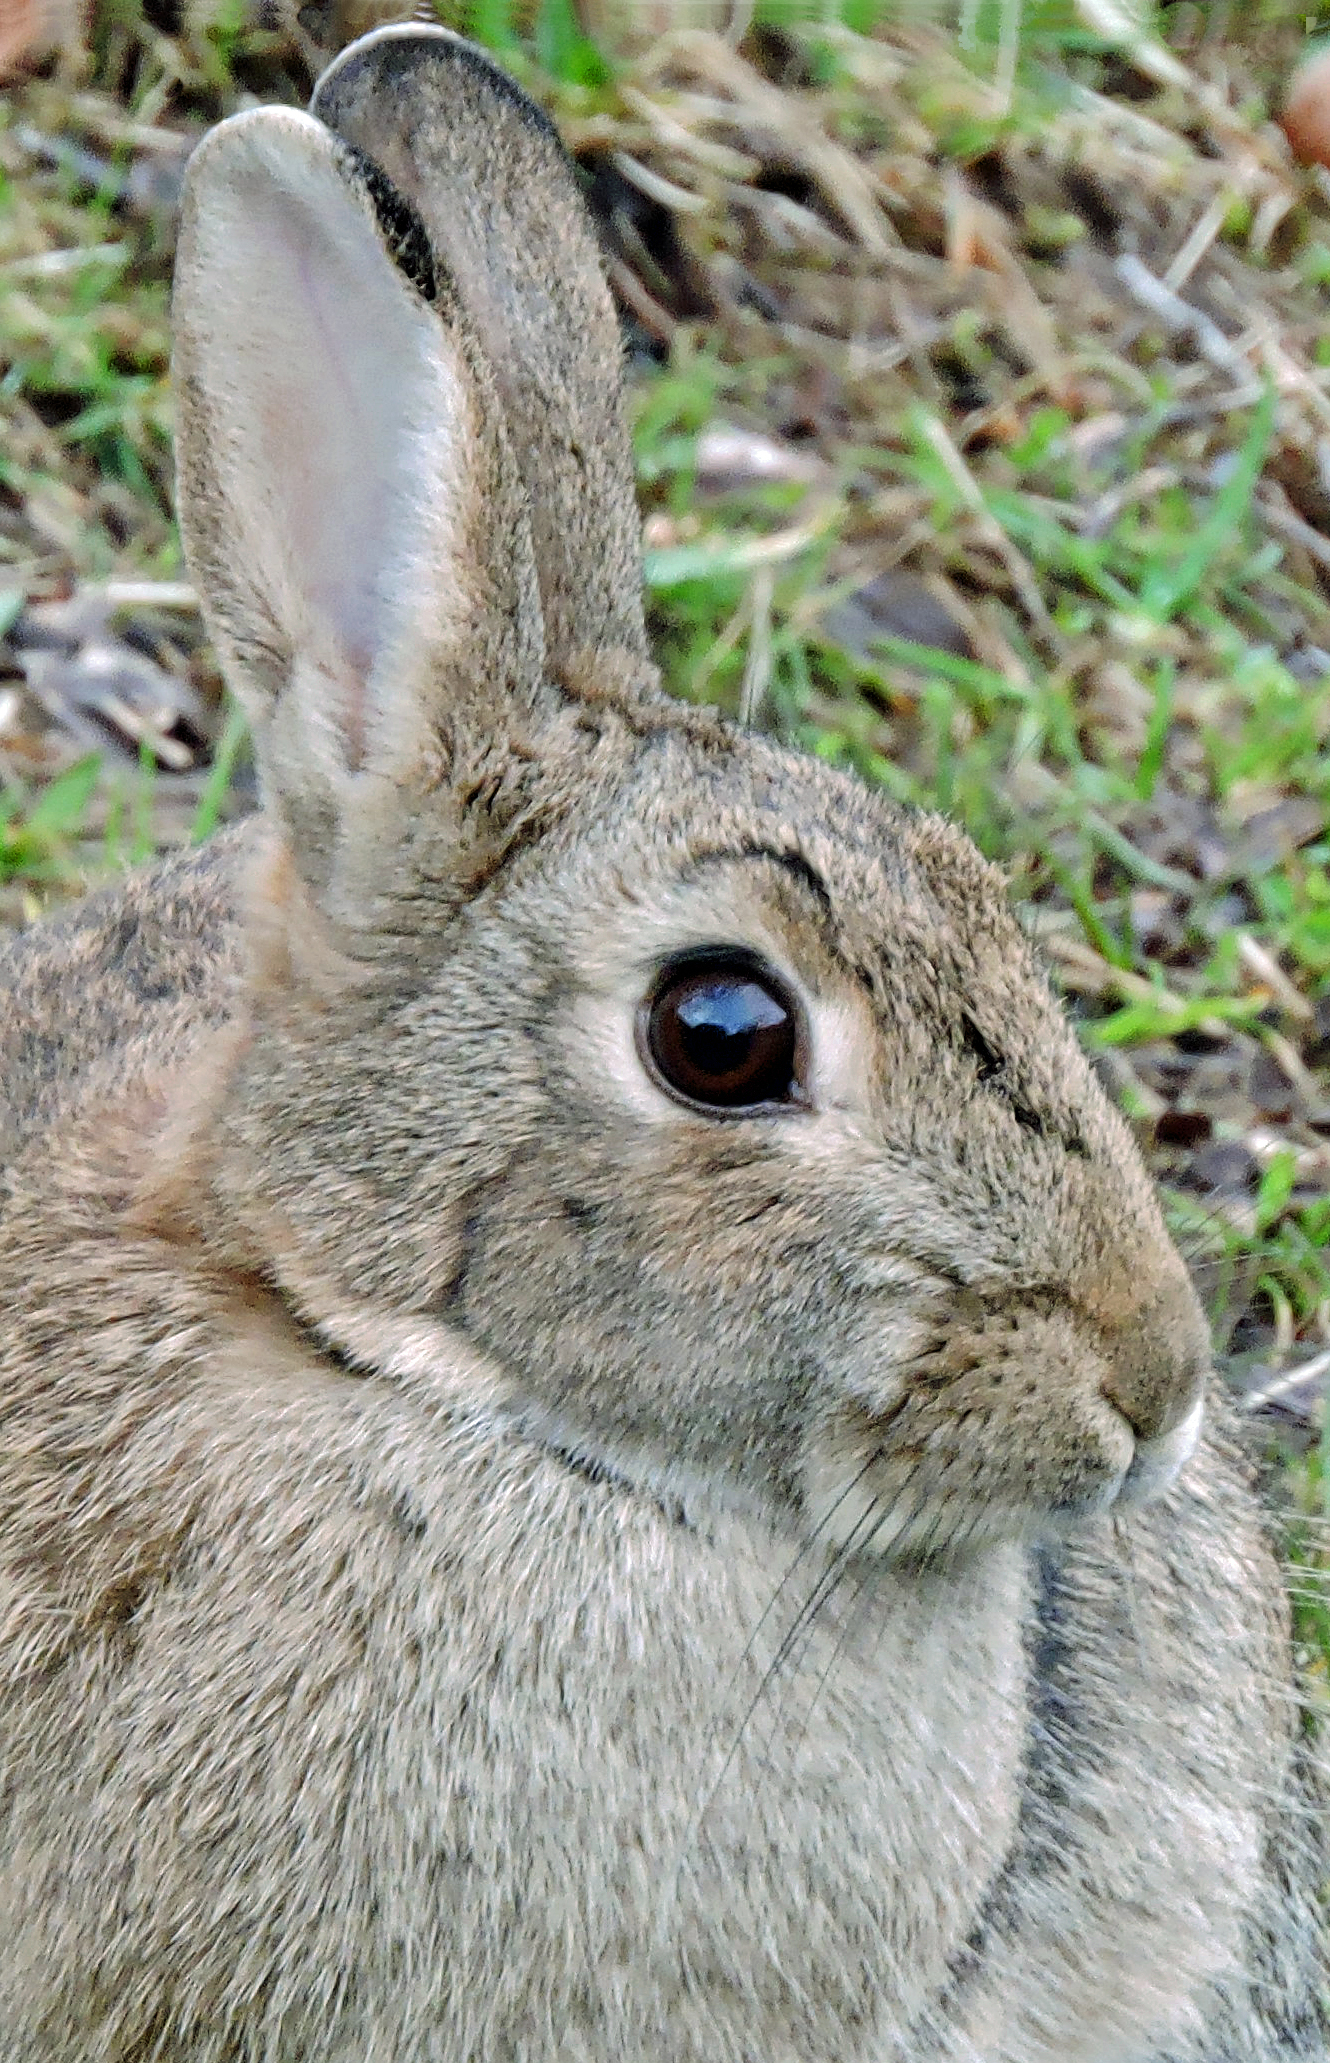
[0,27,1323,2061]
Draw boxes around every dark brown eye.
[642,953,802,1113]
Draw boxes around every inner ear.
[176,110,469,784]
[172,106,546,913]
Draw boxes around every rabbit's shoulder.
[0,1125,1034,2063]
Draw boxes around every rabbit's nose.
[1096,1281,1210,1448]
[1116,1393,1205,1508]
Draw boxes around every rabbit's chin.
[800,1391,1205,1568]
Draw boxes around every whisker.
[720,1450,883,1706]
[751,1490,907,1716]
[681,1489,895,1876]
[784,1553,887,1760]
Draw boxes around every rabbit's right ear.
[172,107,548,921]
[311,27,652,687]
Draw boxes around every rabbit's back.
[950,1413,1327,2061]
[0,826,251,1174]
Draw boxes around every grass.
[4,0,1330,1648]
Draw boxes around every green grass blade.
[1138,382,1276,623]
[191,702,250,845]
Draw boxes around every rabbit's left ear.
[172,106,550,921]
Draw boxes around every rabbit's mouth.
[1112,1394,1204,1510]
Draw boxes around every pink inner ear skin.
[174,100,542,882]
[231,176,442,780]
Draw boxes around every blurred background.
[4,0,1330,1645]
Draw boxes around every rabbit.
[0,22,1324,2062]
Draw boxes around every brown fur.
[0,27,1323,2060]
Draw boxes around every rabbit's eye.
[641,953,802,1114]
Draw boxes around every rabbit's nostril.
[1091,1273,1211,1450]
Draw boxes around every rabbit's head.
[168,27,1207,1565]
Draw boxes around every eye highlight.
[640,952,804,1115]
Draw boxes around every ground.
[3,0,1330,1663]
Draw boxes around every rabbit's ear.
[311,26,651,687]
[172,106,547,919]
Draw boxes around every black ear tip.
[311,23,566,160]
[342,142,438,303]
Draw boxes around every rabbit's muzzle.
[804,1271,1209,1562]
[1092,1280,1209,1443]
[1115,1393,1204,1508]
